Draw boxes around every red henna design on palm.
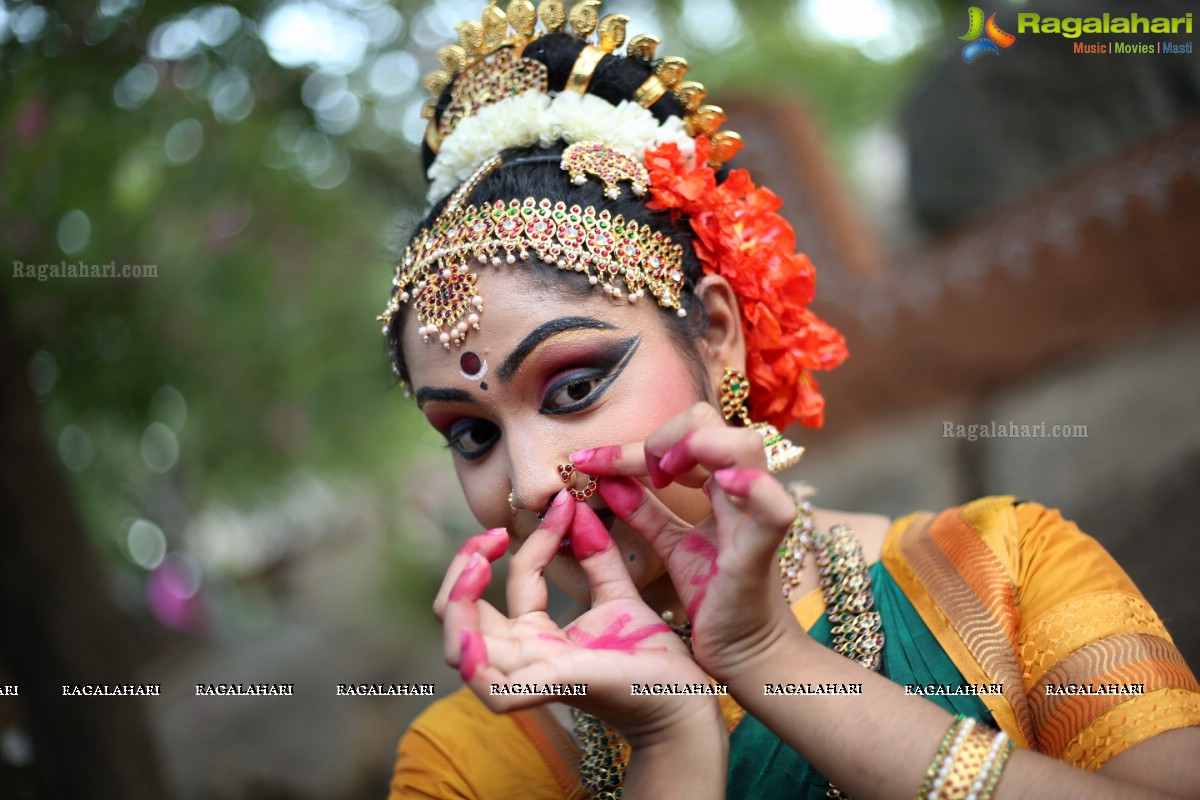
[566,612,672,653]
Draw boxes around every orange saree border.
[1064,688,1200,770]
[882,496,1035,747]
[511,707,588,798]
[883,496,1200,769]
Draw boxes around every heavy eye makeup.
[426,334,640,460]
[444,417,500,460]
[539,335,640,415]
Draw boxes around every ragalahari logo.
[960,7,1016,62]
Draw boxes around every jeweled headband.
[381,0,850,429]
[379,150,686,348]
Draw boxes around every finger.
[657,425,768,488]
[473,622,574,674]
[460,629,488,682]
[679,530,719,622]
[443,553,493,669]
[570,503,640,604]
[462,658,568,714]
[711,468,797,563]
[572,403,729,487]
[506,489,574,617]
[433,528,509,620]
[642,402,729,488]
[569,442,649,478]
[597,476,693,563]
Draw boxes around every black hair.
[387,33,715,394]
[418,34,690,173]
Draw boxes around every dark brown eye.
[567,379,592,400]
[545,372,603,410]
[447,419,499,460]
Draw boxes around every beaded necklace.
[571,494,884,798]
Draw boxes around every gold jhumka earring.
[719,367,811,602]
[718,368,805,474]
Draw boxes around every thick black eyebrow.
[497,317,617,382]
[414,387,474,407]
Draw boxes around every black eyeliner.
[541,335,641,416]
[446,419,499,460]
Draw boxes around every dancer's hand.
[571,403,806,681]
[439,489,726,749]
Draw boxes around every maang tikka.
[378,149,688,348]
[380,0,746,351]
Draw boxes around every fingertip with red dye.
[456,528,510,559]
[449,553,490,601]
[712,468,764,498]
[657,432,697,476]
[570,445,622,472]
[460,629,486,680]
[647,452,672,489]
[540,489,575,530]
[597,476,645,519]
[569,502,613,559]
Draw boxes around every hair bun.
[418,1,741,176]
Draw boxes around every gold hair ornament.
[560,142,649,199]
[421,0,741,169]
[378,154,687,346]
[436,47,549,145]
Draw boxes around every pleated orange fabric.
[884,496,1200,769]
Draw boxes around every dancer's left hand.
[570,402,807,681]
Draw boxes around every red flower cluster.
[644,138,849,429]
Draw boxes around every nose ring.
[557,463,598,501]
[507,491,518,512]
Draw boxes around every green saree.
[726,562,994,798]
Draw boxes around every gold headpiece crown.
[383,1,749,349]
[420,0,742,168]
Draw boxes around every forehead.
[401,265,668,385]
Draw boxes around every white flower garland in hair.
[426,91,695,205]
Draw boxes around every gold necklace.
[570,707,629,798]
[572,496,885,798]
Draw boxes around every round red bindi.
[460,351,481,376]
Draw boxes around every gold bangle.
[565,44,606,94]
[930,716,976,800]
[929,723,1011,800]
[940,722,991,800]
[633,74,668,107]
[917,715,967,800]
[978,734,1014,800]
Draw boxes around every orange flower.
[645,138,848,429]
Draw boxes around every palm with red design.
[440,489,723,749]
